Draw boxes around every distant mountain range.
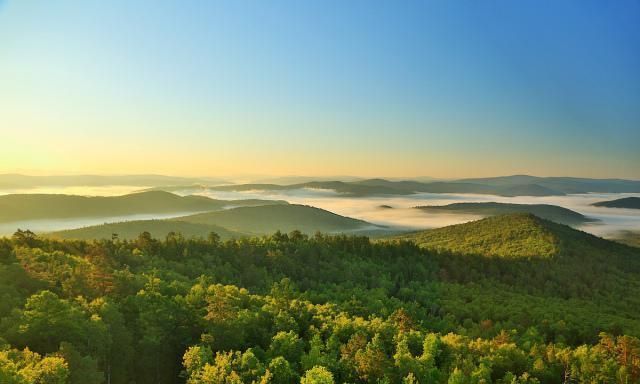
[201,175,640,197]
[4,174,639,197]
[415,202,593,225]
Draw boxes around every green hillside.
[415,201,592,225]
[0,191,287,222]
[394,214,561,258]
[174,204,376,234]
[593,196,640,209]
[393,213,637,261]
[47,220,244,241]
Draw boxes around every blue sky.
[0,0,638,178]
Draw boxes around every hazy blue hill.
[47,219,243,241]
[205,176,640,197]
[210,180,413,196]
[415,202,592,225]
[392,213,638,261]
[461,174,542,186]
[0,174,226,189]
[593,197,640,209]
[497,183,564,196]
[0,191,287,222]
[174,204,377,234]
[461,175,640,194]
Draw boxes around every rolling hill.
[414,202,592,225]
[592,196,640,209]
[392,213,638,260]
[173,204,378,234]
[0,191,287,222]
[48,219,243,241]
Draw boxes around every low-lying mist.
[187,188,640,238]
[1,185,638,239]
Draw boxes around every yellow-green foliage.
[396,214,561,258]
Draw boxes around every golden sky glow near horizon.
[1,1,639,179]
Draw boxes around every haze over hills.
[462,175,640,194]
[414,202,593,226]
[0,191,287,223]
[593,197,640,209]
[0,174,228,189]
[5,173,640,197]
[45,204,386,241]
[199,175,640,197]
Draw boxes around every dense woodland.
[1,214,640,383]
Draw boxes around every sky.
[0,0,639,179]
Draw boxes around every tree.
[268,356,296,384]
[301,366,335,384]
[267,331,304,367]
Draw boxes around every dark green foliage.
[593,197,640,209]
[414,203,592,225]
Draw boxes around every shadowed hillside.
[415,202,592,225]
[0,191,287,222]
[593,196,640,209]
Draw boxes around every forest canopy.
[1,214,639,383]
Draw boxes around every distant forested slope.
[414,202,592,225]
[173,204,377,234]
[0,191,286,222]
[593,196,640,209]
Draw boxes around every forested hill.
[47,219,245,241]
[1,216,640,383]
[171,204,378,234]
[414,202,592,226]
[0,191,287,222]
[593,196,640,209]
[392,213,637,261]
